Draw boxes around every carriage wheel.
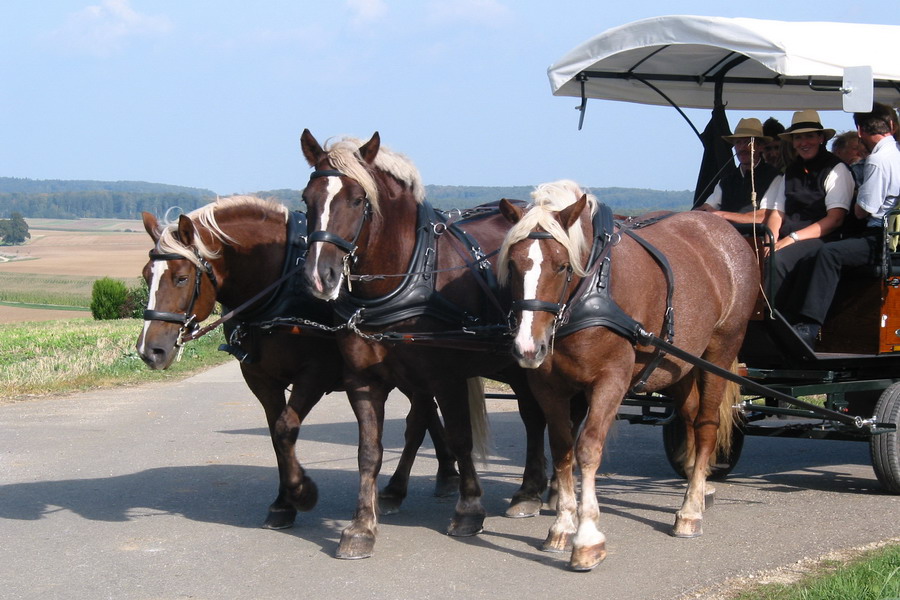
[661,410,745,481]
[870,382,900,494]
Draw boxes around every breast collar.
[555,207,677,344]
[333,201,500,328]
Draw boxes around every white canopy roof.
[548,15,900,111]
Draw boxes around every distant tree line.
[0,177,693,220]
[0,212,29,244]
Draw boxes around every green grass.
[0,272,114,308]
[734,543,900,600]
[0,318,229,401]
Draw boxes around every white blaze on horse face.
[514,240,544,355]
[310,177,344,297]
[138,259,169,355]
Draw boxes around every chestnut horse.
[299,130,550,559]
[135,196,459,530]
[498,180,758,571]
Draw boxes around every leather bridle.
[143,249,218,342]
[305,169,372,258]
[510,231,575,322]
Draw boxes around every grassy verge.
[0,318,229,402]
[731,543,899,600]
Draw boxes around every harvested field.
[0,305,90,324]
[0,228,148,279]
[0,219,149,323]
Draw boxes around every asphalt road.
[2,361,898,600]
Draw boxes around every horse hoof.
[378,493,403,515]
[568,542,607,571]
[672,517,703,538]
[448,512,485,537]
[504,496,542,518]
[335,531,376,560]
[433,474,460,498]
[541,531,572,553]
[262,507,296,530]
[293,477,319,512]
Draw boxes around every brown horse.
[135,196,459,530]
[498,180,758,571]
[299,130,550,559]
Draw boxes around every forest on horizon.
[0,177,694,219]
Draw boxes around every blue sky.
[1,1,896,196]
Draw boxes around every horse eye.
[351,196,364,207]
[557,264,570,274]
[176,275,189,286]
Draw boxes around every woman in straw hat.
[759,109,855,347]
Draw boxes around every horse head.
[136,211,219,369]
[300,129,381,301]
[499,181,594,368]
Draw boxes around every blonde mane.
[155,195,289,267]
[498,180,597,284]
[323,137,425,214]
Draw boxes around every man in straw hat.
[760,109,856,347]
[697,117,783,223]
[788,103,900,346]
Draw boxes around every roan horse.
[299,130,550,559]
[135,196,460,530]
[498,180,759,571]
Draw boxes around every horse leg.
[531,381,578,553]
[242,368,321,530]
[545,392,588,512]
[569,381,625,571]
[379,393,458,514]
[336,377,389,560]
[435,379,486,537]
[505,380,549,518]
[672,370,725,538]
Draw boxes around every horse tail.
[467,377,492,463]
[714,360,740,458]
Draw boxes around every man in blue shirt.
[792,103,900,347]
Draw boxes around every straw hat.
[778,109,836,141]
[722,118,771,143]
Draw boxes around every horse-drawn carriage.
[546,15,900,491]
[136,16,900,572]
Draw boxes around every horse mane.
[155,195,289,266]
[498,180,598,284]
[324,137,425,214]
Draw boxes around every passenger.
[759,110,855,341]
[762,117,789,172]
[831,130,868,185]
[696,117,783,224]
[787,103,900,346]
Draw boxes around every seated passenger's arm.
[775,207,848,250]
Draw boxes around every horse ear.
[300,129,325,167]
[499,198,525,224]
[177,214,196,246]
[358,132,381,164]
[142,212,161,242]
[557,194,588,230]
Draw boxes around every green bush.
[90,277,128,320]
[122,278,150,319]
